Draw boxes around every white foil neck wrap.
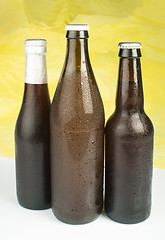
[25,39,47,54]
[25,39,47,84]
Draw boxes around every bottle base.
[17,199,51,211]
[105,209,151,224]
[52,206,102,225]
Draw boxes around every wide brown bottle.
[15,40,51,210]
[105,42,154,224]
[50,24,105,224]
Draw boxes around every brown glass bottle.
[105,42,154,224]
[15,40,51,210]
[50,25,105,224]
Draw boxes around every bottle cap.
[65,24,89,31]
[118,42,142,57]
[118,42,142,49]
[25,39,47,54]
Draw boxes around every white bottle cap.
[65,24,89,31]
[118,42,142,49]
[25,39,47,54]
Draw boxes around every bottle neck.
[25,53,47,84]
[63,37,91,72]
[116,57,144,112]
[22,83,50,105]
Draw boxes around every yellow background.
[0,0,164,168]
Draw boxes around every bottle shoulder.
[52,69,100,101]
[51,70,105,129]
[15,101,50,140]
[106,110,154,138]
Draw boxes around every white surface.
[0,156,165,240]
[65,24,89,31]
[118,42,142,49]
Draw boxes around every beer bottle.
[50,24,105,224]
[15,39,51,210]
[105,42,154,224]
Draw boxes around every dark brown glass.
[50,30,105,224]
[105,47,154,224]
[15,83,51,210]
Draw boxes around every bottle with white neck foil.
[50,25,105,224]
[15,39,51,210]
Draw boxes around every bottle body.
[15,40,51,210]
[105,111,153,223]
[105,43,154,224]
[50,25,105,224]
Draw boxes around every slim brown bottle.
[50,24,105,224]
[105,42,154,224]
[15,39,51,210]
